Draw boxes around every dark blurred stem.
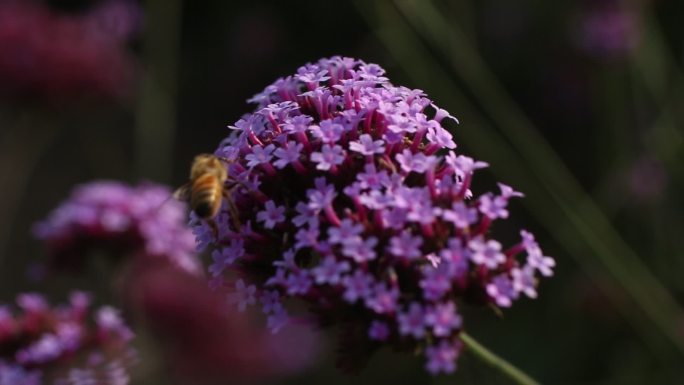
[461,332,540,385]
[0,113,56,265]
[632,15,684,186]
[135,0,183,183]
[597,66,630,182]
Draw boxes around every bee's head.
[190,154,227,180]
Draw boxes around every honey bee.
[175,153,241,233]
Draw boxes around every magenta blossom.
[574,1,640,60]
[0,1,140,103]
[0,292,136,385]
[192,57,555,374]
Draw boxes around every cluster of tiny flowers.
[0,292,137,385]
[194,57,555,374]
[34,181,200,275]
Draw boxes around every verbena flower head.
[0,292,137,385]
[195,56,555,375]
[34,181,200,276]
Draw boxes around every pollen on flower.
[194,56,555,375]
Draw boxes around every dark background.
[1,0,684,383]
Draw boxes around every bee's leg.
[206,218,220,240]
[222,186,242,231]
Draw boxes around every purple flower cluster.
[34,181,200,275]
[0,292,137,385]
[194,57,555,374]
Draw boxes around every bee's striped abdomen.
[190,174,222,219]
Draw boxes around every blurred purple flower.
[0,1,140,103]
[574,1,640,60]
[192,57,555,375]
[124,263,320,383]
[627,156,667,201]
[0,292,136,385]
[34,181,201,275]
[0,362,41,385]
[228,279,257,312]
[87,0,143,42]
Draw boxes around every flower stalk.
[460,332,539,385]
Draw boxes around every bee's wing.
[150,184,191,216]
[173,183,192,202]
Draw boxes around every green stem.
[460,332,540,385]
